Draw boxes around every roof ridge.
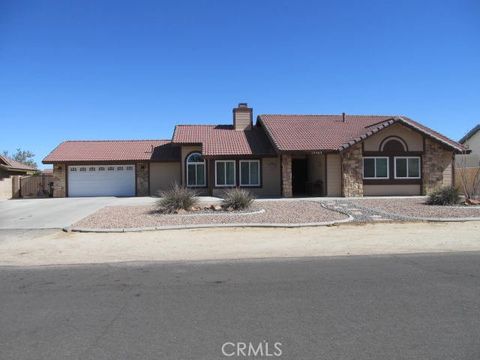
[61,139,169,142]
[175,124,229,127]
[259,114,400,117]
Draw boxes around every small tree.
[456,149,480,201]
[2,148,37,168]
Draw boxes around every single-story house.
[456,124,480,168]
[43,103,466,198]
[0,155,37,200]
[0,155,37,179]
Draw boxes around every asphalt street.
[1,253,480,359]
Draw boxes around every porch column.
[281,154,293,197]
[52,164,66,197]
[341,143,363,197]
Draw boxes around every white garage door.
[68,165,135,197]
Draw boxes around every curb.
[64,215,354,233]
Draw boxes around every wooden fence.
[19,174,54,198]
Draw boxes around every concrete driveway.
[0,197,157,230]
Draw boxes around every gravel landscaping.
[72,200,350,229]
[353,198,480,220]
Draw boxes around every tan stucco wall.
[456,130,480,168]
[326,154,342,196]
[364,184,421,196]
[363,123,424,152]
[150,162,182,196]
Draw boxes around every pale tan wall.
[180,145,202,187]
[364,184,421,196]
[212,157,281,198]
[0,176,12,200]
[326,154,342,196]
[150,162,181,196]
[457,131,480,168]
[234,112,252,130]
[363,123,424,152]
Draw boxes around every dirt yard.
[72,200,349,229]
[1,221,480,267]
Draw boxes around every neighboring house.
[0,155,36,179]
[457,124,480,168]
[42,103,465,198]
[0,155,37,200]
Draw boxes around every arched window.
[380,136,408,152]
[186,152,206,187]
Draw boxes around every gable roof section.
[172,125,276,156]
[258,114,465,153]
[459,124,480,144]
[0,155,37,171]
[42,140,180,163]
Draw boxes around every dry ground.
[1,221,480,266]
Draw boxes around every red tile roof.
[0,155,37,171]
[258,115,465,153]
[42,140,180,163]
[172,125,276,156]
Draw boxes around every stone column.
[281,154,292,197]
[422,138,454,194]
[342,143,363,197]
[52,164,66,197]
[136,162,149,196]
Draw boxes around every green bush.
[426,186,460,206]
[156,184,198,213]
[222,188,255,210]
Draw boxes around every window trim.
[186,152,206,188]
[239,160,261,187]
[215,160,236,187]
[363,156,390,180]
[394,156,421,179]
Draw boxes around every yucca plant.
[222,188,254,210]
[156,184,198,213]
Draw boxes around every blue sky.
[1,0,479,168]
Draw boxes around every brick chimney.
[233,103,253,131]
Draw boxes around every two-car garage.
[68,165,136,197]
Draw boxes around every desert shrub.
[222,188,254,210]
[426,186,460,206]
[156,184,198,213]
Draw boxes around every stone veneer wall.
[53,164,66,197]
[281,154,292,198]
[342,143,363,197]
[136,162,149,196]
[422,138,454,194]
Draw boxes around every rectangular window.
[215,160,236,187]
[240,160,260,186]
[395,157,421,179]
[89,167,95,171]
[363,157,389,179]
[79,167,86,172]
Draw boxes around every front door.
[292,158,308,196]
